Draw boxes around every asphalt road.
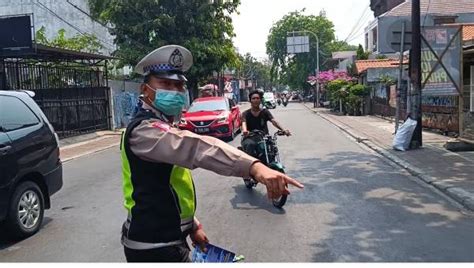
[1,103,473,262]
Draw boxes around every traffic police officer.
[120,45,304,262]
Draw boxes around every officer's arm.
[129,119,258,178]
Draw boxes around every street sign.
[287,35,310,54]
[388,20,413,52]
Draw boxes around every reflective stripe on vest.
[121,236,184,250]
[122,216,194,250]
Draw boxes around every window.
[433,16,457,26]
[0,95,40,132]
[188,100,228,112]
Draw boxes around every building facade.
[365,0,474,54]
[0,0,114,55]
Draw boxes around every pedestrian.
[120,45,304,262]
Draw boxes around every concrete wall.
[0,0,115,55]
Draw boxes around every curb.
[61,142,120,163]
[303,104,474,211]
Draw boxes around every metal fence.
[33,87,110,138]
[1,60,111,138]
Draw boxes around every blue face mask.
[147,85,187,117]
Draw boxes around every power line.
[346,7,373,43]
[344,7,368,41]
[422,0,432,27]
[344,5,371,43]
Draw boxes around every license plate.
[195,127,210,133]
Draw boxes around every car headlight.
[217,116,228,124]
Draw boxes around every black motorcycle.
[239,130,289,208]
[282,98,288,107]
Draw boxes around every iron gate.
[33,87,110,138]
[1,57,111,138]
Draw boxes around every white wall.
[0,0,115,55]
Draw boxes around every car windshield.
[188,100,228,112]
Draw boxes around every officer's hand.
[243,130,249,137]
[250,162,304,199]
[284,130,292,136]
[190,228,209,253]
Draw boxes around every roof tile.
[355,59,404,74]
[385,0,474,17]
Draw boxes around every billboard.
[0,15,33,52]
[287,35,310,54]
[421,26,462,96]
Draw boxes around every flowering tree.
[307,70,353,86]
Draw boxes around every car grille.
[191,120,215,127]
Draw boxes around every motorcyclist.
[241,90,291,163]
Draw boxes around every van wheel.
[6,181,45,239]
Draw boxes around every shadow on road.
[0,217,53,250]
[229,184,286,215]
[288,151,474,262]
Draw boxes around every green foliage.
[239,53,272,90]
[326,80,369,115]
[88,0,241,98]
[36,26,103,53]
[379,74,396,86]
[375,54,387,59]
[349,84,369,96]
[266,10,341,92]
[326,79,350,104]
[329,40,358,52]
[356,44,370,60]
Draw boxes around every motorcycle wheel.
[272,193,287,208]
[243,178,256,189]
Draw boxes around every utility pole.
[410,0,422,148]
[395,21,406,133]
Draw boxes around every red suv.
[179,97,241,141]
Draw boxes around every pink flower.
[308,70,353,85]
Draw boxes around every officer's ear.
[140,82,154,102]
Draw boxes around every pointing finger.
[284,175,304,189]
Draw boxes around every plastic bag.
[393,118,418,151]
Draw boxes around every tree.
[356,44,370,60]
[36,26,103,53]
[266,10,349,94]
[88,0,241,99]
[328,40,358,52]
[239,53,272,90]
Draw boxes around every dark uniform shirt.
[242,108,274,134]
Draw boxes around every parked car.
[178,96,241,141]
[0,90,63,239]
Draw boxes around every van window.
[0,95,40,132]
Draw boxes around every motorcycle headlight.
[179,118,187,125]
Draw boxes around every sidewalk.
[303,104,474,211]
[60,130,123,162]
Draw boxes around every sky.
[231,0,375,60]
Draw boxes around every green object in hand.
[233,255,245,262]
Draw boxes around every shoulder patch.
[151,121,171,132]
